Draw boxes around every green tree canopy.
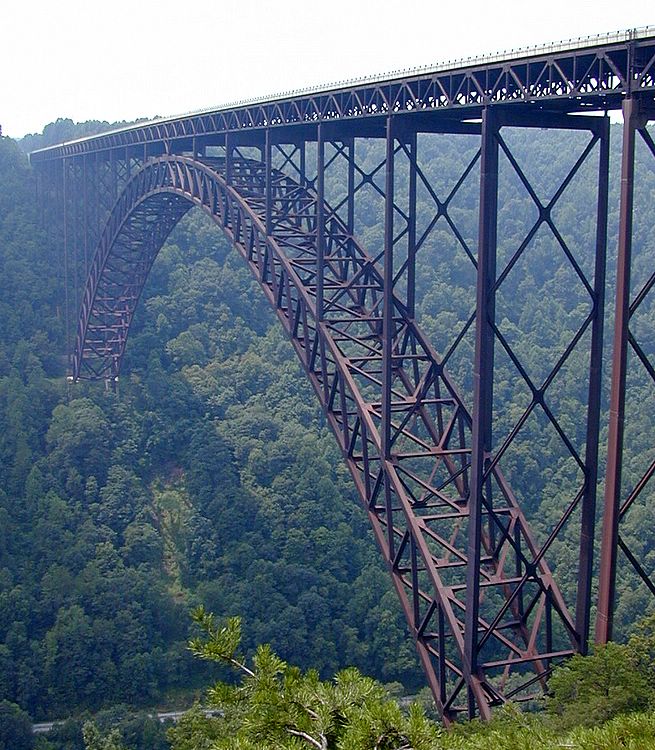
[0,700,34,750]
[175,607,442,750]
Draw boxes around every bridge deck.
[30,27,655,162]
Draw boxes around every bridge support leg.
[369,108,609,719]
[265,129,273,236]
[83,155,89,279]
[316,125,325,322]
[379,115,492,721]
[382,116,396,558]
[63,157,71,374]
[462,107,609,714]
[576,115,609,654]
[52,103,622,720]
[596,97,655,643]
[466,105,499,719]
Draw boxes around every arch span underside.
[74,154,579,721]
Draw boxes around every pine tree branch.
[228,656,255,678]
[286,727,326,750]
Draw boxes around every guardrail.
[30,25,655,156]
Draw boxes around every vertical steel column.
[94,152,100,248]
[465,106,498,719]
[265,130,272,236]
[382,116,396,558]
[73,159,79,331]
[407,130,417,318]
[35,165,42,226]
[596,98,638,644]
[83,155,89,278]
[39,163,48,230]
[63,157,71,373]
[299,141,306,188]
[575,116,609,652]
[111,149,118,201]
[226,133,233,186]
[316,124,325,322]
[347,137,355,236]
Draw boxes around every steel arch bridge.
[32,28,655,722]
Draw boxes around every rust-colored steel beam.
[29,29,655,164]
[33,36,647,718]
[465,106,498,719]
[53,102,608,716]
[596,97,655,644]
[576,115,609,653]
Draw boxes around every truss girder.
[29,32,655,164]
[68,126,611,720]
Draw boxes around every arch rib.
[74,154,579,722]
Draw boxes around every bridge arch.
[74,152,578,721]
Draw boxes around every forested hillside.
[0,116,654,740]
[0,128,416,722]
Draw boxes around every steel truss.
[29,31,655,165]
[596,98,655,643]
[60,102,610,719]
[31,30,655,723]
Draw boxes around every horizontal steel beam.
[30,32,655,163]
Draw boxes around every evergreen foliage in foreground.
[172,606,444,749]
[160,609,655,750]
[32,611,655,750]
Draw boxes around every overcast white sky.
[1,0,652,138]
